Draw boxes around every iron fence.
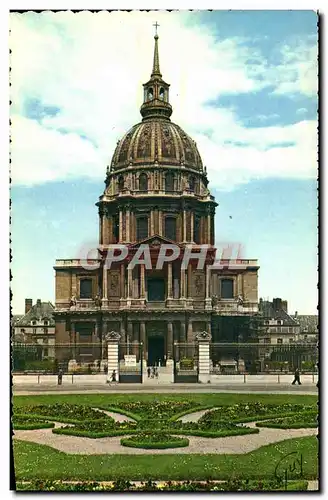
[173,342,198,383]
[210,342,318,374]
[118,342,143,383]
[12,342,108,374]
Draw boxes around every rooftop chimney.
[25,299,33,314]
[295,311,298,318]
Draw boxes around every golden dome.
[110,119,203,171]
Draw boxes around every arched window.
[137,216,149,241]
[221,279,234,299]
[165,172,174,192]
[148,87,154,100]
[189,175,196,191]
[159,87,165,100]
[80,278,92,299]
[165,216,177,241]
[139,173,148,191]
[118,175,124,191]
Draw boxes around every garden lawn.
[14,436,318,481]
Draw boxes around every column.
[187,264,192,298]
[140,264,146,298]
[126,209,130,242]
[140,322,146,360]
[180,321,186,358]
[167,263,173,298]
[119,210,123,241]
[190,212,194,242]
[167,322,173,359]
[205,265,212,310]
[120,320,126,343]
[127,321,133,355]
[207,214,211,244]
[120,264,125,299]
[158,210,163,236]
[127,267,133,298]
[70,322,76,360]
[102,267,108,301]
[183,210,187,241]
[206,265,211,299]
[187,319,193,342]
[99,213,103,244]
[150,211,154,235]
[180,267,186,298]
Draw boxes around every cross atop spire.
[151,25,162,78]
[153,21,159,36]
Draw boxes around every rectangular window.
[164,217,176,241]
[289,327,293,333]
[221,279,234,299]
[289,338,294,343]
[277,338,283,344]
[80,278,93,299]
[137,216,148,241]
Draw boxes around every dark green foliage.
[256,411,318,429]
[15,404,113,423]
[121,433,189,449]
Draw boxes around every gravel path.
[179,408,217,422]
[14,426,317,456]
[92,408,136,422]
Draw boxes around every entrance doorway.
[148,336,165,366]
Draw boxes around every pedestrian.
[151,366,155,378]
[110,369,117,383]
[57,368,63,386]
[292,367,301,385]
[155,366,159,379]
[147,366,151,378]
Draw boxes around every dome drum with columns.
[98,32,217,246]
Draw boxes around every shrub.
[256,411,318,429]
[121,432,189,449]
[15,404,114,423]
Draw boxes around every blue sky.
[10,10,318,314]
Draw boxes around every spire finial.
[151,22,161,77]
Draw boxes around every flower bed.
[199,403,316,425]
[256,411,318,429]
[15,404,114,424]
[120,433,189,449]
[15,479,309,491]
[107,400,198,420]
[13,416,55,430]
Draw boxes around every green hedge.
[14,421,55,430]
[121,433,189,449]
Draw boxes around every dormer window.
[44,320,48,326]
[32,320,37,326]
[139,173,148,191]
[118,175,124,191]
[189,175,196,191]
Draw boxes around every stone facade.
[53,34,259,365]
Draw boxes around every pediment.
[130,234,181,249]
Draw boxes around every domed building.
[54,33,259,377]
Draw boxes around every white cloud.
[9,11,318,190]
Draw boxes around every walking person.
[147,366,151,378]
[292,367,301,385]
[151,366,155,378]
[155,366,159,379]
[110,369,117,383]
